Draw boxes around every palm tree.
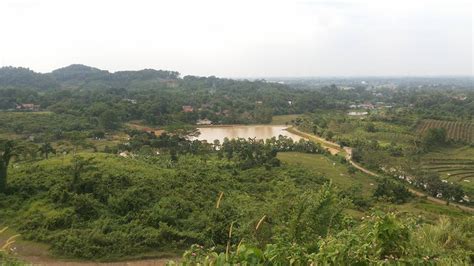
[0,141,14,193]
[39,142,55,159]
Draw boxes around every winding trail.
[288,127,474,213]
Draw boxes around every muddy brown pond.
[193,125,302,143]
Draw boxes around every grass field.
[270,114,301,125]
[416,119,474,142]
[278,152,377,195]
[335,120,416,147]
[381,200,470,220]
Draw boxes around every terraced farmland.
[417,119,474,142]
[422,158,474,182]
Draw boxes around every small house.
[348,111,368,116]
[16,103,40,111]
[182,105,194,113]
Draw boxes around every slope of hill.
[0,67,59,90]
[51,64,110,82]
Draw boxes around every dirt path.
[289,127,474,213]
[17,256,175,266]
[286,128,341,155]
[0,228,179,266]
[10,245,177,266]
[21,258,175,266]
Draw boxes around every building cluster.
[349,103,375,109]
[16,103,40,111]
[348,111,368,116]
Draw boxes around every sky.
[0,0,472,77]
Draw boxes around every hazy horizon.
[1,0,472,77]
[2,63,474,80]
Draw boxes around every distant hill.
[50,64,111,89]
[51,64,110,82]
[110,69,181,90]
[114,69,180,81]
[0,64,182,90]
[0,66,59,90]
[51,65,180,83]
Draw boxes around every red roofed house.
[182,105,194,113]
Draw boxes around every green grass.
[423,145,474,160]
[373,200,470,220]
[24,152,174,179]
[0,133,20,140]
[278,152,376,195]
[270,114,301,125]
[338,124,415,147]
[401,201,470,218]
[0,111,53,115]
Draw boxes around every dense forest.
[2,65,472,127]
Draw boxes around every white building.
[196,119,213,125]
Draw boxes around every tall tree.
[67,155,96,193]
[0,141,14,193]
[422,127,447,149]
[39,142,55,159]
[99,110,120,130]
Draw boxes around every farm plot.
[422,158,474,182]
[416,119,474,142]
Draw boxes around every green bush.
[170,213,473,265]
[373,178,412,204]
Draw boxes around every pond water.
[193,125,303,143]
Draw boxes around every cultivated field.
[416,119,474,142]
[421,146,474,195]
[422,158,474,181]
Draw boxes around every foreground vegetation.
[0,150,473,264]
[1,140,472,263]
[170,213,474,265]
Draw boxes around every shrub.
[373,178,412,204]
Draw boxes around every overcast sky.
[0,0,472,77]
